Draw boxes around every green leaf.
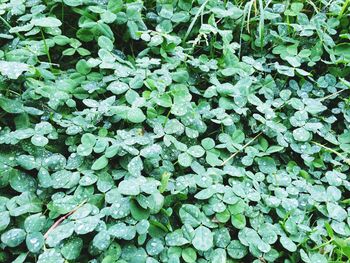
[1,228,26,247]
[96,22,115,40]
[35,122,53,135]
[130,199,150,220]
[24,213,46,233]
[81,133,96,147]
[194,187,216,200]
[107,81,129,95]
[202,138,215,150]
[93,231,110,251]
[259,224,277,244]
[309,253,327,263]
[227,240,248,259]
[0,211,10,231]
[75,216,100,235]
[10,170,37,192]
[280,236,297,252]
[257,157,277,174]
[293,127,311,142]
[140,144,162,158]
[155,93,172,107]
[182,247,197,263]
[231,213,246,229]
[118,179,140,195]
[179,204,202,227]
[12,253,27,263]
[92,155,108,170]
[327,202,347,221]
[178,152,193,167]
[0,97,24,113]
[38,168,52,188]
[51,170,79,189]
[76,59,91,75]
[109,223,136,240]
[32,17,62,27]
[334,43,350,59]
[159,172,170,193]
[165,119,184,134]
[61,237,83,260]
[146,238,164,256]
[16,155,37,170]
[192,226,213,251]
[232,130,245,144]
[215,210,230,223]
[165,229,189,246]
[109,198,130,219]
[0,61,29,80]
[77,144,93,156]
[26,232,44,253]
[98,36,114,51]
[46,222,75,247]
[187,145,205,158]
[37,249,64,263]
[127,107,146,123]
[127,156,143,177]
[108,0,123,13]
[31,134,49,147]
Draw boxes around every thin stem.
[163,109,172,125]
[40,28,53,67]
[313,238,333,250]
[318,88,347,102]
[44,200,87,239]
[307,0,319,13]
[0,16,24,40]
[61,0,65,24]
[258,0,265,51]
[312,141,350,165]
[246,0,255,33]
[338,0,350,18]
[221,131,263,166]
[183,0,209,43]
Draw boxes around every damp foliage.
[0,0,350,263]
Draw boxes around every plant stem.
[183,0,210,43]
[44,200,87,239]
[0,16,24,40]
[40,28,53,68]
[338,0,350,19]
[221,131,263,166]
[312,141,350,165]
[319,88,347,102]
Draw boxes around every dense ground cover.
[0,0,350,262]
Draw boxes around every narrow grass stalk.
[258,0,265,50]
[239,1,253,57]
[44,200,87,239]
[318,88,347,102]
[312,141,350,165]
[221,131,263,166]
[183,0,210,43]
[246,0,255,33]
[338,0,350,19]
[0,16,24,40]
[40,28,53,67]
